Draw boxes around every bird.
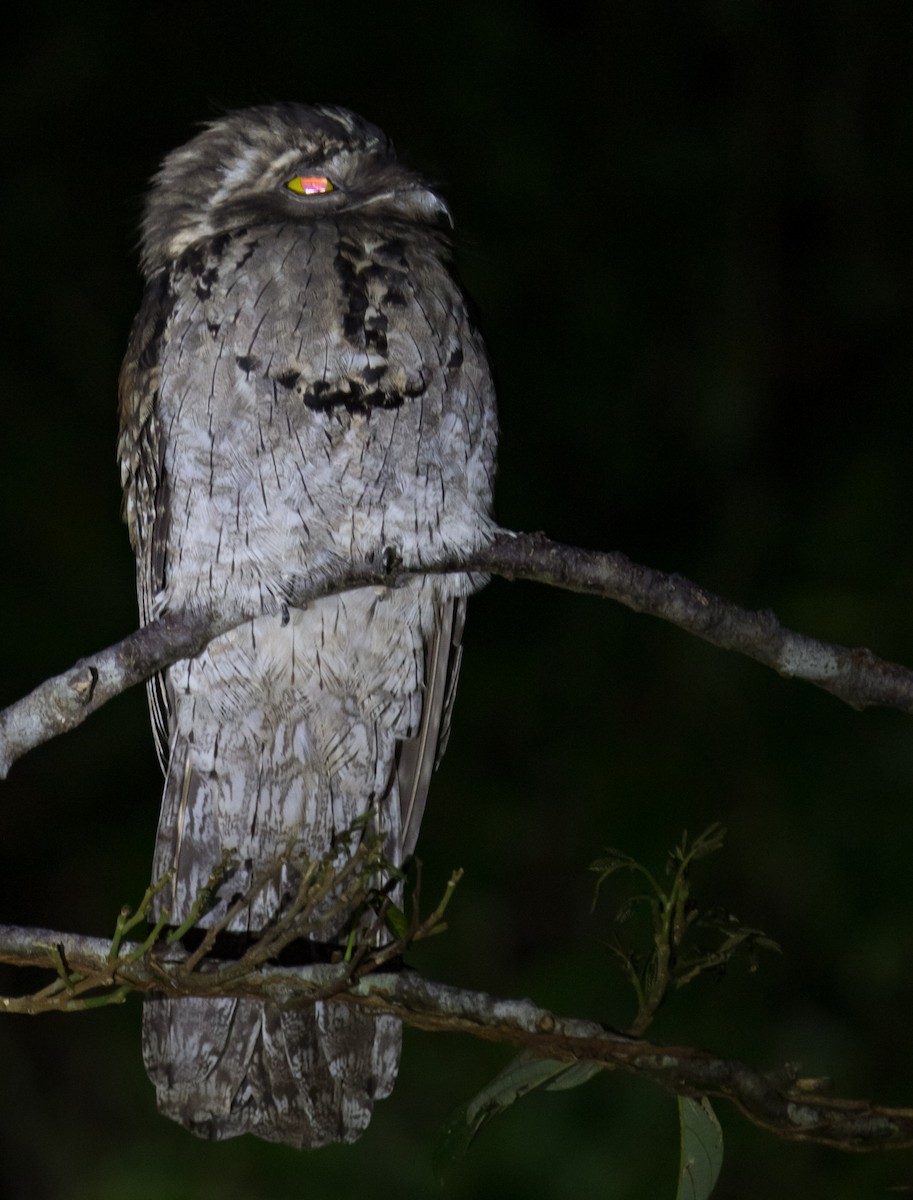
[116,103,497,1148]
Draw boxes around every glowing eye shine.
[286,175,334,195]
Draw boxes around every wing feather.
[117,269,175,768]
[396,595,467,858]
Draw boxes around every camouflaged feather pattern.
[118,104,496,1147]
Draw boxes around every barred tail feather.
[143,996,401,1147]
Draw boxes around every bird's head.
[140,103,451,276]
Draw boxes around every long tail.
[141,591,451,1144]
[143,996,401,1147]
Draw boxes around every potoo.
[117,104,497,1147]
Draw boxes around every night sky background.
[2,3,913,1197]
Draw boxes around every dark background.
[2,3,913,1197]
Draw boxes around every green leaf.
[543,1061,601,1091]
[433,1053,600,1181]
[676,1096,723,1200]
[383,903,410,939]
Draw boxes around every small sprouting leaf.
[590,846,660,910]
[671,824,727,872]
[433,1053,599,1181]
[755,935,782,953]
[615,892,658,925]
[590,847,642,877]
[676,1096,723,1200]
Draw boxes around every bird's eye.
[285,175,335,196]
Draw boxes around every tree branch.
[0,921,909,1153]
[3,527,913,779]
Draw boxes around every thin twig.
[0,921,910,1152]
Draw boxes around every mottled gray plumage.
[117,104,497,1147]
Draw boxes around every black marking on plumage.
[303,381,406,414]
[378,236,408,265]
[188,257,218,303]
[152,458,171,593]
[181,230,246,302]
[335,232,415,345]
[335,236,369,342]
[236,355,260,374]
[365,313,388,353]
[275,368,302,390]
[235,239,259,271]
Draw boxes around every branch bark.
[3,529,913,779]
[0,922,909,1153]
[4,531,913,1155]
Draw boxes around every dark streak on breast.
[335,236,369,341]
[235,239,259,270]
[303,379,406,415]
[275,368,302,390]
[186,250,219,302]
